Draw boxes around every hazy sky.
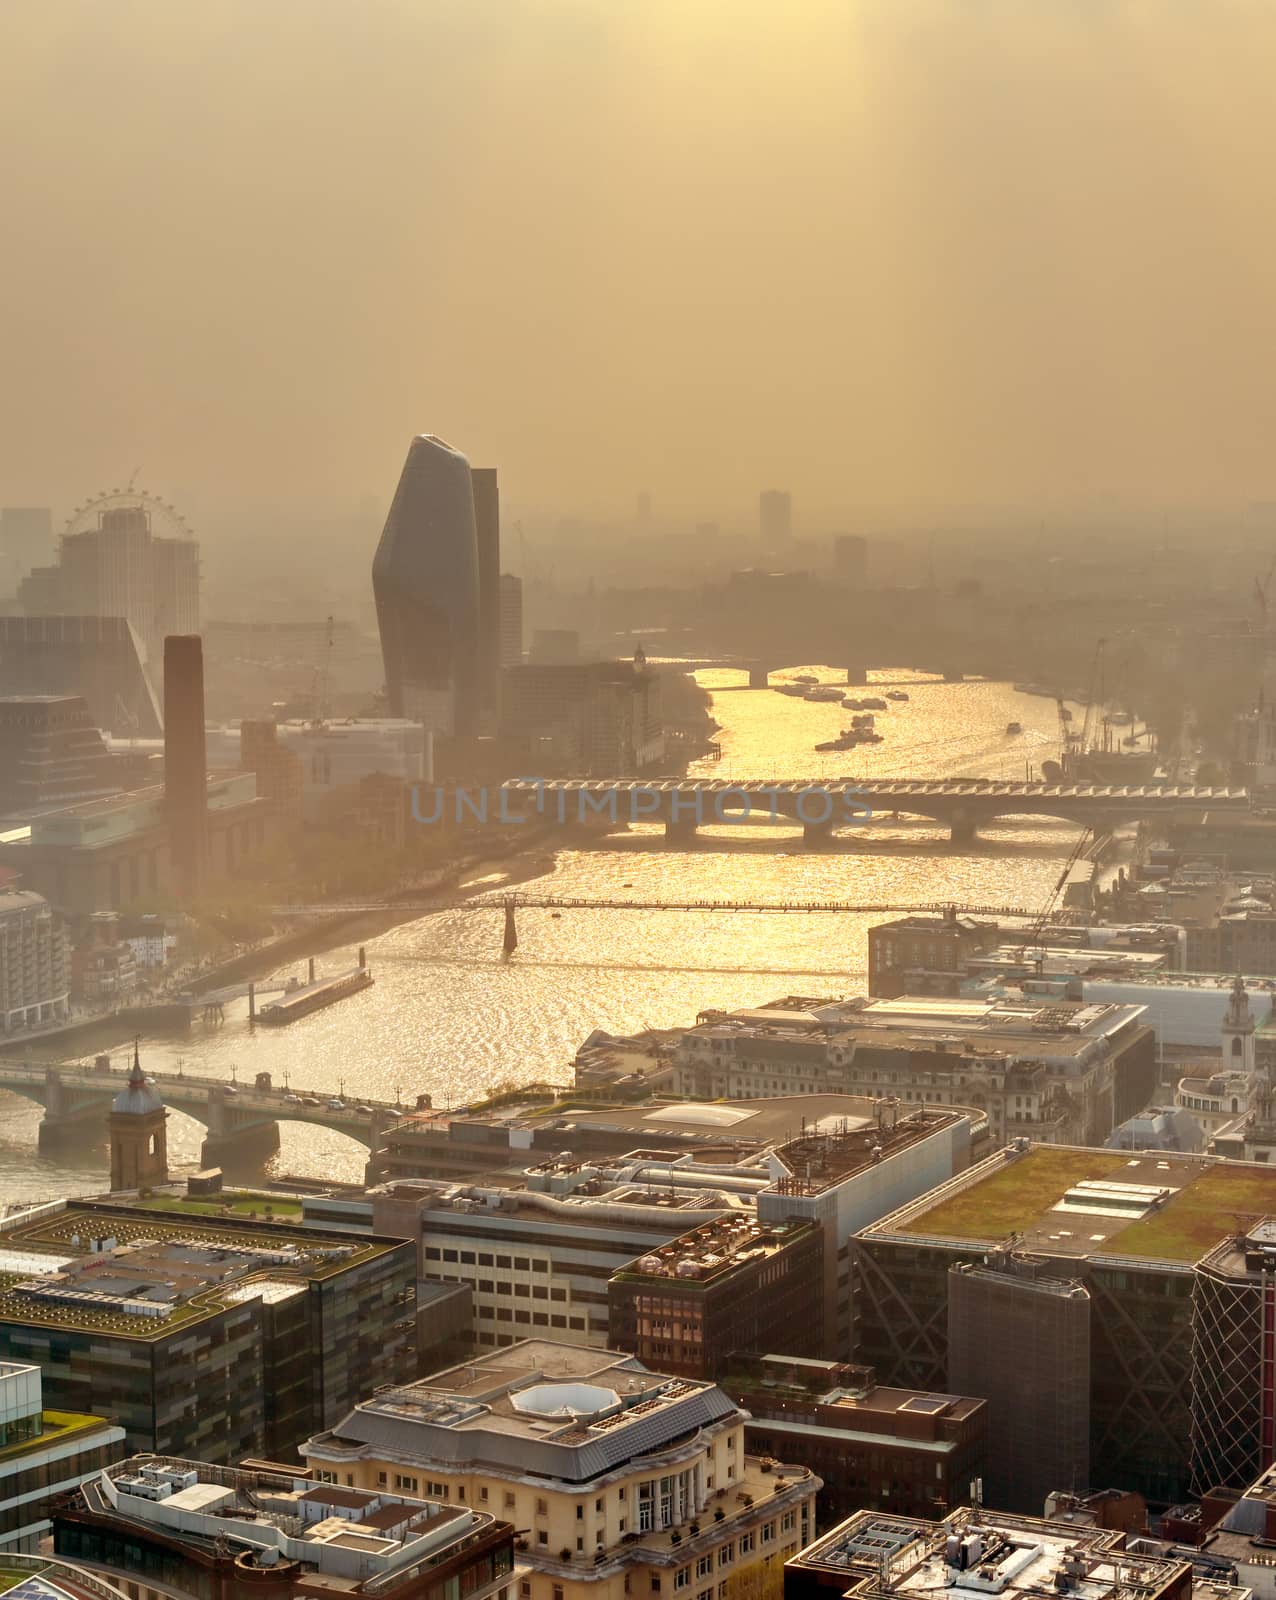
[2,0,1275,534]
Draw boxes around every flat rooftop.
[794,1509,1190,1600]
[614,1217,817,1286]
[0,1203,399,1337]
[769,1107,963,1196]
[871,1143,1276,1263]
[88,1456,472,1581]
[543,1095,888,1147]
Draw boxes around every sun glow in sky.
[2,0,1274,525]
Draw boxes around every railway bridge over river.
[497,777,1250,844]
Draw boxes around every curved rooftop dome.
[112,1046,163,1116]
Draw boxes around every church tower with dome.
[109,1044,168,1192]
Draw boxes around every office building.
[162,635,208,901]
[0,695,119,819]
[784,1507,1205,1600]
[852,1142,1276,1505]
[370,1166,753,1351]
[499,573,523,667]
[947,1253,1091,1515]
[1201,1462,1276,1595]
[674,993,1155,1148]
[0,1361,123,1552]
[472,468,501,722]
[0,508,53,598]
[366,1096,977,1361]
[868,913,1002,997]
[0,773,279,914]
[55,1457,517,1600]
[832,535,867,583]
[728,1355,986,1525]
[1189,1222,1276,1498]
[759,490,792,544]
[206,716,431,819]
[239,718,305,823]
[25,503,200,674]
[303,1339,820,1600]
[608,1216,825,1377]
[0,615,162,737]
[501,658,663,773]
[373,433,481,735]
[0,886,69,1034]
[867,920,1182,1001]
[0,1200,416,1461]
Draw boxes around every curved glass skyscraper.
[373,434,481,735]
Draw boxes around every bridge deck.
[502,778,1247,800]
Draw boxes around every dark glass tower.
[471,467,501,724]
[373,435,481,734]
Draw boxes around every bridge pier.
[37,1067,108,1152]
[664,817,700,845]
[845,660,868,686]
[201,1119,281,1172]
[503,898,518,954]
[203,1084,281,1171]
[38,1108,105,1153]
[802,820,836,847]
[747,663,770,689]
[948,807,977,844]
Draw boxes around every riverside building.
[302,1339,820,1600]
[673,994,1155,1147]
[0,885,69,1033]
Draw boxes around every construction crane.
[1011,827,1093,974]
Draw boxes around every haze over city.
[3,0,1276,552]
[8,3,1276,1587]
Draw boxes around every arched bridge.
[499,777,1250,842]
[0,1057,410,1170]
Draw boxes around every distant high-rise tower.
[499,573,524,668]
[56,495,200,673]
[163,635,208,902]
[759,489,792,544]
[833,534,867,583]
[0,508,53,598]
[373,435,481,735]
[471,467,501,725]
[109,1043,168,1191]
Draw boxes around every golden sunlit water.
[0,669,1086,1202]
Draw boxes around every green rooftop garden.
[899,1147,1130,1242]
[1109,1165,1276,1262]
[0,1411,110,1465]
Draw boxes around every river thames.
[0,669,1084,1202]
